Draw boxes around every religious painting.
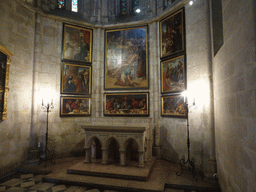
[104,92,149,116]
[0,52,6,114]
[60,96,91,116]
[0,45,12,120]
[160,8,185,58]
[161,94,187,118]
[105,26,148,90]
[161,54,186,94]
[61,63,91,95]
[0,52,7,91]
[62,23,92,63]
[0,92,4,113]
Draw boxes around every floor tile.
[165,188,184,192]
[5,186,27,192]
[1,179,25,187]
[104,190,117,192]
[74,187,87,192]
[64,186,81,192]
[20,174,34,179]
[52,185,67,192]
[85,189,100,192]
[28,174,44,182]
[0,186,6,192]
[20,181,35,188]
[29,182,55,191]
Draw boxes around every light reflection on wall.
[186,80,210,108]
[38,87,56,107]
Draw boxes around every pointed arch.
[105,137,120,163]
[85,136,102,148]
[124,138,139,164]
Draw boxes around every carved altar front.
[81,125,152,167]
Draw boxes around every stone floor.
[0,157,221,192]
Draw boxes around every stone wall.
[213,0,256,191]
[30,14,156,159]
[0,0,35,176]
[1,2,255,192]
[0,0,216,178]
[160,0,216,176]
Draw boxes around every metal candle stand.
[39,100,55,168]
[176,100,198,181]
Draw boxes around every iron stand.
[39,102,55,168]
[176,102,198,181]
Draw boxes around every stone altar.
[82,125,152,167]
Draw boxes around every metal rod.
[39,102,55,168]
[176,102,197,181]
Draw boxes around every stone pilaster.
[101,148,108,165]
[84,147,91,163]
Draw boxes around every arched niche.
[106,137,120,164]
[0,45,12,120]
[124,138,139,165]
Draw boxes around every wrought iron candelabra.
[176,100,198,181]
[39,100,55,168]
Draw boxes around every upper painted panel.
[105,26,148,90]
[160,8,185,59]
[62,24,93,63]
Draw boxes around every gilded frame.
[61,63,91,95]
[160,8,185,58]
[104,92,149,116]
[161,54,186,94]
[62,23,93,63]
[60,96,91,117]
[0,45,12,120]
[161,94,187,118]
[104,26,149,90]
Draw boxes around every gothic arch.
[85,136,102,148]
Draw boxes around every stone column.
[150,22,161,158]
[84,147,91,163]
[119,149,126,166]
[205,0,217,179]
[101,148,108,164]
[138,150,145,167]
[91,142,97,163]
[27,13,39,165]
[101,0,109,23]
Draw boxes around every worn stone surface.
[0,1,255,192]
[213,0,256,192]
[0,0,35,178]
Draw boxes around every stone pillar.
[119,149,126,166]
[101,0,109,23]
[150,22,161,158]
[205,0,217,179]
[27,13,40,165]
[138,150,145,167]
[84,147,91,163]
[101,148,108,165]
[91,142,97,163]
